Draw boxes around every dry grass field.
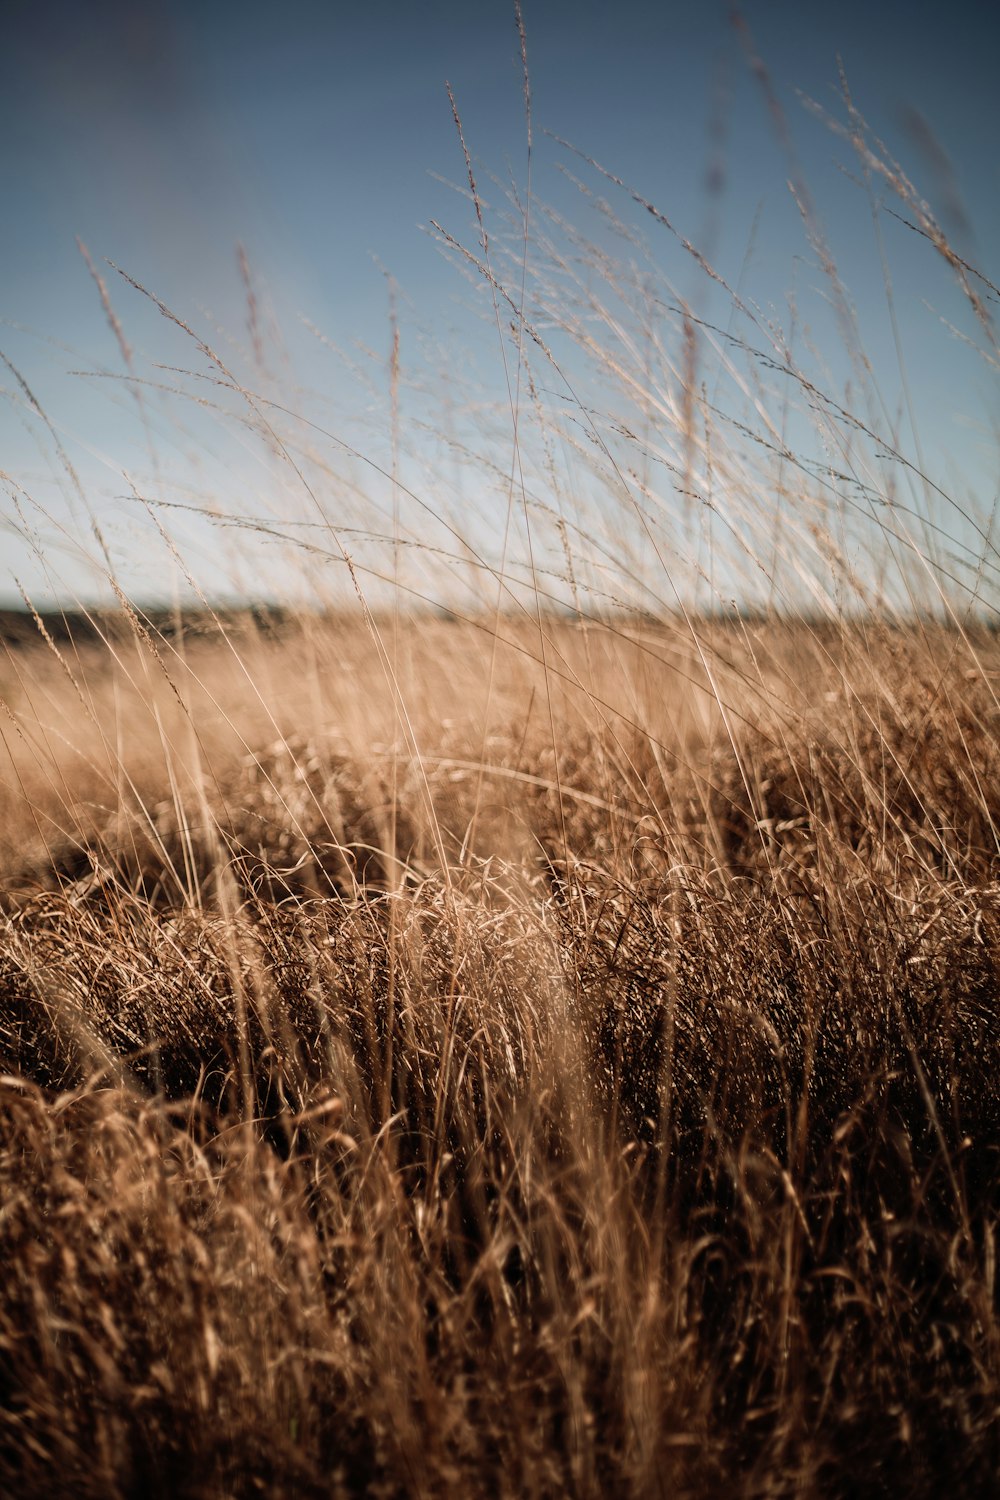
[3,19,1000,1489]
[1,606,999,1496]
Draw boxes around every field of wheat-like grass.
[1,606,998,1497]
[3,9,1000,1486]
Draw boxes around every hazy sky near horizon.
[2,0,998,608]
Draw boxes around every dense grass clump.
[1,615,998,1496]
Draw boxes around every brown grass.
[3,20,999,1489]
[1,609,999,1497]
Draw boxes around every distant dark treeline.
[1,602,996,652]
[0,604,293,651]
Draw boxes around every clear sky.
[2,0,998,612]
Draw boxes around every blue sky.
[2,0,998,611]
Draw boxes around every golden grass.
[2,609,999,1496]
[3,16,999,1488]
